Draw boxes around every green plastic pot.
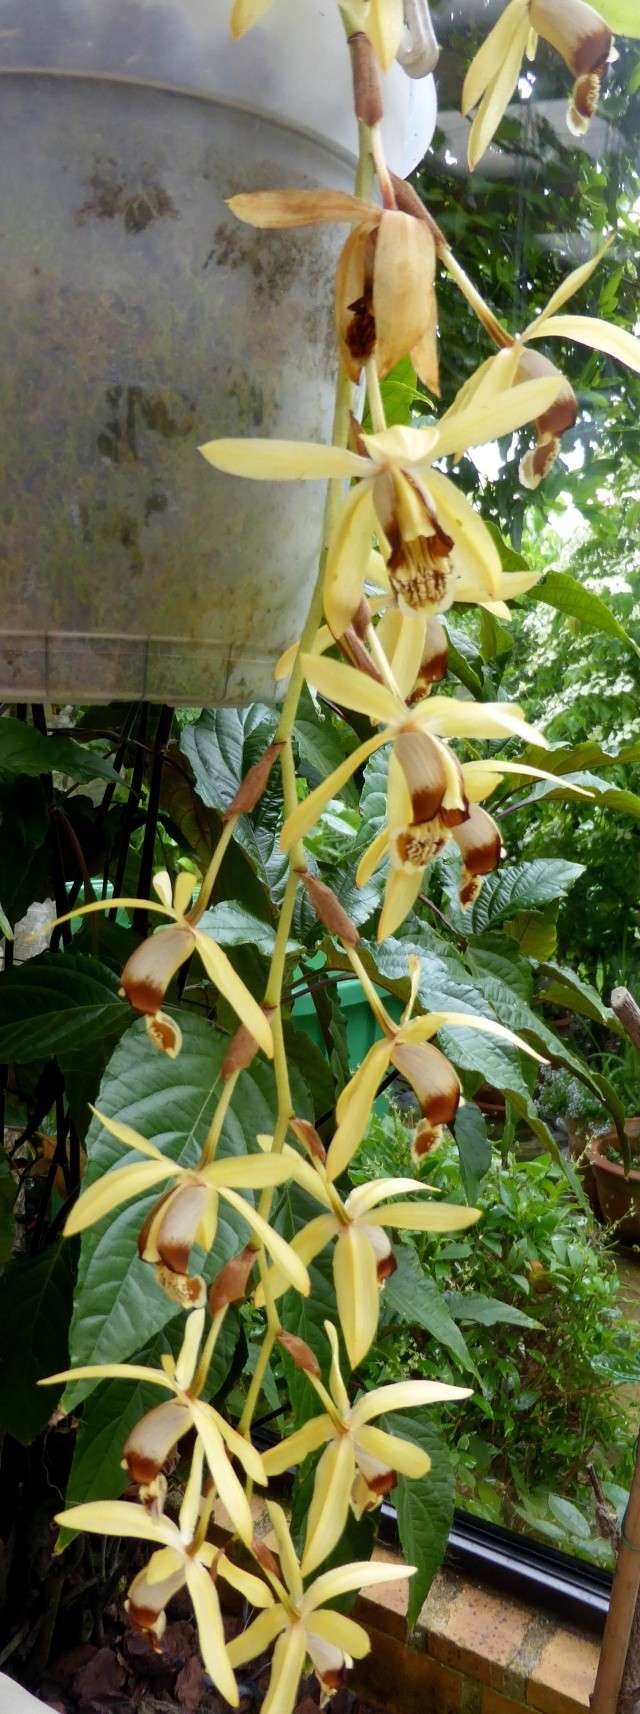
[292,977,403,1110]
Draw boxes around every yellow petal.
[220,1188,310,1295]
[356,1423,430,1478]
[227,189,378,228]
[368,1199,480,1231]
[374,213,436,380]
[306,1608,371,1660]
[351,1379,471,1427]
[363,423,438,467]
[203,1154,294,1191]
[40,1361,165,1388]
[172,870,196,918]
[261,1627,307,1714]
[416,695,546,748]
[280,730,389,852]
[301,1435,356,1575]
[462,0,529,113]
[120,923,193,1018]
[88,1107,168,1163]
[254,1214,337,1307]
[185,1560,239,1706]
[333,1226,380,1367]
[262,1415,334,1478]
[405,1008,546,1063]
[267,1501,304,1604]
[152,870,174,909]
[230,0,274,36]
[216,1415,267,1485]
[325,1319,350,1415]
[227,1608,288,1668]
[347,1177,427,1218]
[198,437,369,481]
[174,1307,205,1392]
[376,610,427,704]
[48,896,170,931]
[426,469,501,601]
[462,759,593,804]
[466,9,531,168]
[217,1554,275,1607]
[305,1559,414,1612]
[55,1500,173,1545]
[432,376,564,460]
[144,1545,185,1586]
[64,1159,176,1237]
[377,867,423,941]
[525,314,640,374]
[193,932,273,1058]
[356,828,390,887]
[190,1402,253,1544]
[366,0,405,68]
[327,1039,393,1181]
[324,482,377,637]
[524,239,612,333]
[301,653,400,726]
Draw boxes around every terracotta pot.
[0,1,436,706]
[589,1121,640,1239]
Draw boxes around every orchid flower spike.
[200,373,562,639]
[227,1500,415,1714]
[50,867,273,1062]
[264,1320,471,1573]
[462,0,614,169]
[60,1106,309,1308]
[227,186,439,393]
[56,1441,274,1706]
[44,1308,267,1544]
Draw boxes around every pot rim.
[589,1123,640,1180]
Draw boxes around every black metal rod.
[134,704,173,934]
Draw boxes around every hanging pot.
[0,1,436,706]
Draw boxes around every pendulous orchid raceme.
[199,375,562,637]
[278,651,546,862]
[51,868,273,1062]
[229,0,406,71]
[56,1441,274,1706]
[462,0,613,168]
[226,187,439,393]
[444,243,640,487]
[62,1107,310,1308]
[227,1500,415,1712]
[263,1320,470,1572]
[43,1307,267,1544]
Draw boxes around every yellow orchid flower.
[445,243,640,487]
[227,1500,414,1714]
[263,1320,470,1573]
[278,650,545,857]
[229,0,405,71]
[227,186,439,393]
[462,0,613,169]
[359,746,593,938]
[60,1105,310,1307]
[56,1441,274,1706]
[200,374,562,638]
[51,867,273,1062]
[44,1306,267,1544]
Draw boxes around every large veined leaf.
[444,1292,539,1330]
[0,1240,78,1441]
[467,937,533,1003]
[382,1245,476,1375]
[529,570,640,658]
[295,708,359,810]
[503,901,560,961]
[385,1411,455,1628]
[450,861,584,936]
[63,1311,240,1523]
[536,962,620,1032]
[200,902,300,959]
[181,706,277,815]
[511,770,640,821]
[372,936,534,1101]
[0,952,129,1062]
[0,719,120,784]
[66,1013,309,1400]
[454,1104,491,1204]
[358,748,389,840]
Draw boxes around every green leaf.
[295,712,359,810]
[454,1105,491,1204]
[503,901,559,960]
[385,1411,455,1628]
[547,1494,592,1540]
[529,570,640,658]
[445,1292,539,1330]
[382,1245,476,1375]
[63,1312,240,1525]
[452,861,584,935]
[200,902,299,959]
[0,719,119,784]
[536,962,620,1031]
[379,356,419,428]
[0,952,129,1061]
[594,0,640,34]
[512,770,640,820]
[0,1153,16,1270]
[0,1240,78,1441]
[466,937,533,1002]
[66,1013,294,1400]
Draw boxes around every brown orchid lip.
[367,1469,398,1497]
[346,292,376,363]
[377,1251,398,1283]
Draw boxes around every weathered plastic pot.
[0,1,436,706]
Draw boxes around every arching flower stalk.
[263,1321,470,1571]
[62,1106,310,1307]
[462,0,614,167]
